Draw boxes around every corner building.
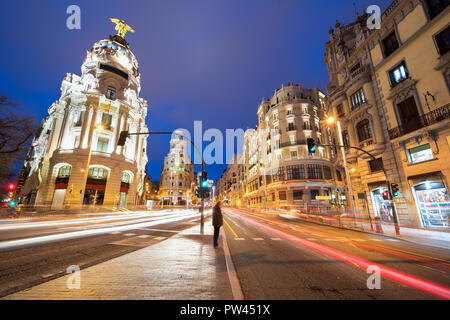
[158,132,195,206]
[18,30,149,208]
[242,83,346,209]
[325,0,450,230]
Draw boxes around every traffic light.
[307,138,316,153]
[391,183,400,197]
[9,201,16,207]
[8,183,15,191]
[117,131,129,146]
[382,190,389,201]
[205,188,211,199]
[198,172,209,199]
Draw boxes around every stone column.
[56,108,69,149]
[363,82,385,145]
[79,105,92,149]
[86,108,99,150]
[116,112,125,154]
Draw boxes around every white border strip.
[221,226,244,300]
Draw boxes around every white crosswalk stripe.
[137,235,150,239]
[253,238,264,241]
[271,238,282,241]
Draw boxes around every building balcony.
[357,139,385,159]
[388,103,450,140]
[286,126,297,132]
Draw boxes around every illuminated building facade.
[159,131,195,206]
[325,0,449,229]
[18,22,149,209]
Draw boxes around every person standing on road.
[212,201,223,248]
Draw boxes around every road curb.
[221,225,245,300]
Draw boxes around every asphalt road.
[222,208,450,300]
[0,209,209,297]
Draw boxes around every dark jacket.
[212,205,223,227]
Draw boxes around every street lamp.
[326,117,358,226]
[260,166,268,212]
[80,123,104,208]
[325,116,400,235]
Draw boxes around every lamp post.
[325,117,400,235]
[80,124,104,208]
[329,118,358,226]
[118,130,206,234]
[260,166,268,212]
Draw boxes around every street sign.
[316,196,332,200]
[357,193,366,200]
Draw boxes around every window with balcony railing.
[350,88,366,109]
[287,122,297,131]
[356,119,372,142]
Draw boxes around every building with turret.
[158,131,196,206]
[18,20,149,209]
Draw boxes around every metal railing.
[388,103,450,139]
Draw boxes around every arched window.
[88,167,108,179]
[356,119,372,142]
[58,165,71,178]
[122,172,130,183]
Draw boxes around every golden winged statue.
[110,18,135,38]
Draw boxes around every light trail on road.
[0,210,210,251]
[226,208,450,300]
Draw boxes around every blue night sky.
[0,0,392,181]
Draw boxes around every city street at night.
[0,0,449,312]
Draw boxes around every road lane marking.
[109,231,122,235]
[253,238,264,241]
[271,238,282,241]
[137,235,150,239]
[235,238,246,241]
[124,233,135,237]
[221,223,245,300]
[153,236,167,240]
[223,218,239,238]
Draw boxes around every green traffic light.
[201,180,208,188]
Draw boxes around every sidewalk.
[2,222,235,300]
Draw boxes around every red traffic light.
[8,183,15,191]
[382,190,389,200]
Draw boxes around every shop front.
[370,187,394,223]
[412,181,450,229]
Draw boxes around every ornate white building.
[18,23,149,209]
[159,131,195,206]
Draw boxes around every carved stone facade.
[325,0,450,229]
[18,33,149,209]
